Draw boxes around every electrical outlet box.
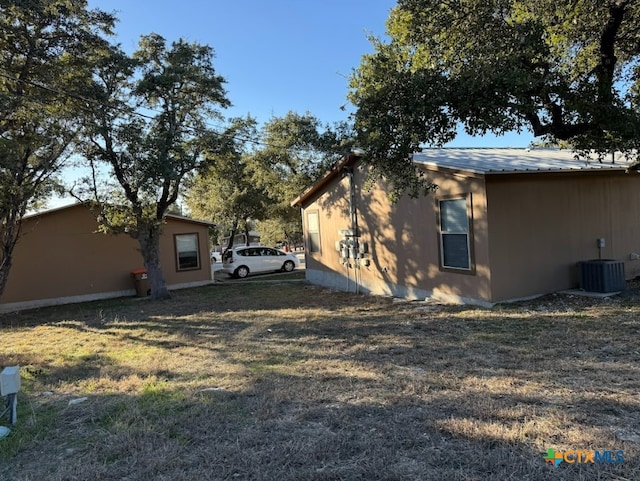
[0,366,20,396]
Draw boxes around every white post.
[1,366,20,426]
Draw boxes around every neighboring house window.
[175,233,200,270]
[438,196,473,272]
[307,210,321,253]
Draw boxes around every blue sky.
[86,0,534,148]
[50,1,534,210]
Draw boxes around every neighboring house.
[0,203,214,312]
[292,149,640,306]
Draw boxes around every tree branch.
[596,1,628,102]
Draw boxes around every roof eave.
[291,152,363,208]
[165,213,215,227]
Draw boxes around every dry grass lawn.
[1,282,639,480]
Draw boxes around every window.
[175,233,200,270]
[438,196,473,272]
[307,210,321,253]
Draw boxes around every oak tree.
[80,34,229,299]
[186,112,355,250]
[249,112,355,246]
[349,0,640,196]
[0,0,114,297]
[185,117,269,251]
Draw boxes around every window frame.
[306,210,321,254]
[437,194,475,274]
[174,232,202,272]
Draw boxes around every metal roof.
[412,148,632,174]
[25,202,215,227]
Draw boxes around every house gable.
[297,159,492,304]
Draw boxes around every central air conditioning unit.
[580,259,626,293]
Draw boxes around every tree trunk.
[283,229,291,251]
[225,219,238,252]
[0,208,24,299]
[137,222,171,300]
[244,223,250,246]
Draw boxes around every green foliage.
[256,217,303,248]
[248,112,356,244]
[0,0,114,295]
[251,112,351,201]
[186,111,355,248]
[184,116,268,247]
[350,0,640,194]
[79,34,230,299]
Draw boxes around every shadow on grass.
[1,283,640,480]
[1,366,636,481]
[0,283,376,328]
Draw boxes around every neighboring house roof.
[292,148,635,207]
[412,148,632,175]
[25,202,215,227]
[164,213,215,227]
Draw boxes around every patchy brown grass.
[1,283,639,480]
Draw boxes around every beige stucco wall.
[1,204,212,308]
[301,161,640,304]
[159,218,212,287]
[486,171,640,301]
[302,163,492,304]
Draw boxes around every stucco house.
[292,148,640,306]
[0,203,214,312]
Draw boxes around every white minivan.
[222,246,299,278]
